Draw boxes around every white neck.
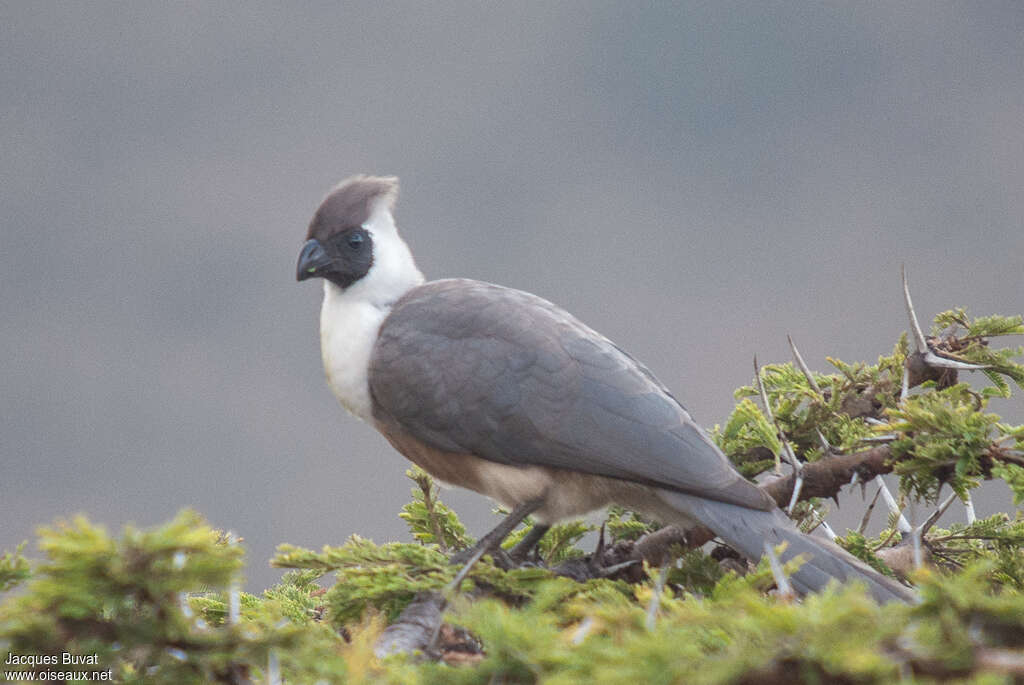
[318,203,424,421]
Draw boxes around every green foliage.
[887,384,1002,500]
[932,310,1024,397]
[712,398,782,477]
[834,530,898,578]
[274,537,454,626]
[0,511,347,683]
[993,462,1024,506]
[925,513,1024,590]
[372,559,1024,685]
[0,543,30,593]
[3,495,1024,683]
[909,562,1024,675]
[666,549,724,595]
[432,574,891,684]
[603,505,657,542]
[724,337,912,478]
[529,520,593,565]
[400,467,471,551]
[496,513,595,566]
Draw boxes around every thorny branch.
[375,268,1023,663]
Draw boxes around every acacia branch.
[759,445,894,508]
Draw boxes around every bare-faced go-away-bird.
[296,174,914,604]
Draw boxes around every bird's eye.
[346,233,364,249]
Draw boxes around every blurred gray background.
[2,3,1022,590]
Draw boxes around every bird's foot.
[448,545,538,571]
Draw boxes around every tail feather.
[659,491,916,604]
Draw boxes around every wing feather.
[369,279,774,511]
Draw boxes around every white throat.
[319,203,424,421]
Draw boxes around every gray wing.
[369,279,773,511]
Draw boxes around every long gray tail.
[658,491,916,604]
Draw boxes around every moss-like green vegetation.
[2,307,1023,683]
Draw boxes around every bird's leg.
[447,497,544,591]
[508,523,551,563]
[425,498,546,658]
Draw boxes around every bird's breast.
[319,283,391,422]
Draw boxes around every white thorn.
[815,428,831,453]
[645,564,671,630]
[178,592,193,618]
[267,649,282,685]
[755,356,783,475]
[860,434,898,443]
[228,588,240,624]
[787,474,805,515]
[922,350,989,371]
[754,355,774,420]
[787,334,822,394]
[226,531,241,625]
[166,647,188,662]
[820,520,838,541]
[911,524,924,570]
[900,365,910,402]
[755,355,802,476]
[598,560,640,578]
[902,265,928,354]
[874,476,912,533]
[782,442,801,471]
[964,493,977,524]
[572,616,595,645]
[763,541,793,598]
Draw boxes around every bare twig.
[375,592,445,658]
[975,648,1024,676]
[417,472,449,553]
[919,490,959,538]
[858,486,883,535]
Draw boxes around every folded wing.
[369,279,774,511]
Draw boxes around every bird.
[296,174,914,604]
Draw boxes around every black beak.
[297,239,332,281]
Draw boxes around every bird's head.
[297,175,423,305]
